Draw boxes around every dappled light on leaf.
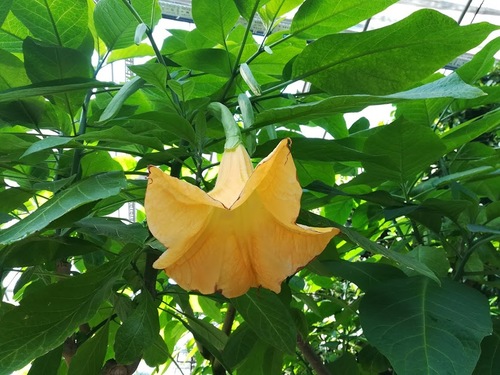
[145,139,339,297]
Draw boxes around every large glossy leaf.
[68,323,109,375]
[94,0,138,51]
[0,172,127,245]
[362,119,447,183]
[11,0,88,49]
[231,288,296,354]
[292,9,498,95]
[254,73,485,127]
[192,0,239,45]
[291,0,397,38]
[114,291,159,364]
[0,250,136,374]
[359,277,492,375]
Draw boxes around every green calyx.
[207,102,242,150]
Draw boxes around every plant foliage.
[0,0,499,374]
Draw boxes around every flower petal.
[162,192,339,298]
[208,144,254,208]
[233,138,301,223]
[145,166,223,267]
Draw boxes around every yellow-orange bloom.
[145,139,339,298]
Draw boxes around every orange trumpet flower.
[146,138,339,298]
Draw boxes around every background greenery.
[0,0,499,374]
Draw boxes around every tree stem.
[296,334,332,375]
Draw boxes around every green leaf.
[68,323,109,375]
[0,237,100,268]
[231,288,296,354]
[258,0,302,26]
[233,0,271,21]
[291,0,397,39]
[412,166,494,196]
[115,291,159,364]
[129,63,168,93]
[0,0,12,25]
[107,43,155,63]
[310,260,406,291]
[80,151,123,177]
[0,49,30,90]
[170,48,235,77]
[23,38,93,82]
[337,224,440,283]
[143,334,170,367]
[0,172,127,245]
[75,217,149,245]
[473,318,500,375]
[359,277,492,375]
[0,11,29,53]
[292,9,498,95]
[405,246,451,278]
[327,352,361,375]
[222,323,258,369]
[11,0,88,49]
[254,73,485,127]
[94,0,138,51]
[98,76,145,122]
[21,136,74,158]
[0,250,136,374]
[27,346,63,375]
[441,108,500,153]
[457,37,500,83]
[0,78,116,103]
[181,315,228,367]
[362,119,446,183]
[192,0,239,44]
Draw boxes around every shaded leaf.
[362,119,446,183]
[310,260,406,291]
[359,277,492,375]
[473,318,500,375]
[115,291,159,364]
[0,250,136,374]
[75,217,149,245]
[68,323,109,375]
[27,345,63,375]
[222,323,258,369]
[232,288,296,354]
